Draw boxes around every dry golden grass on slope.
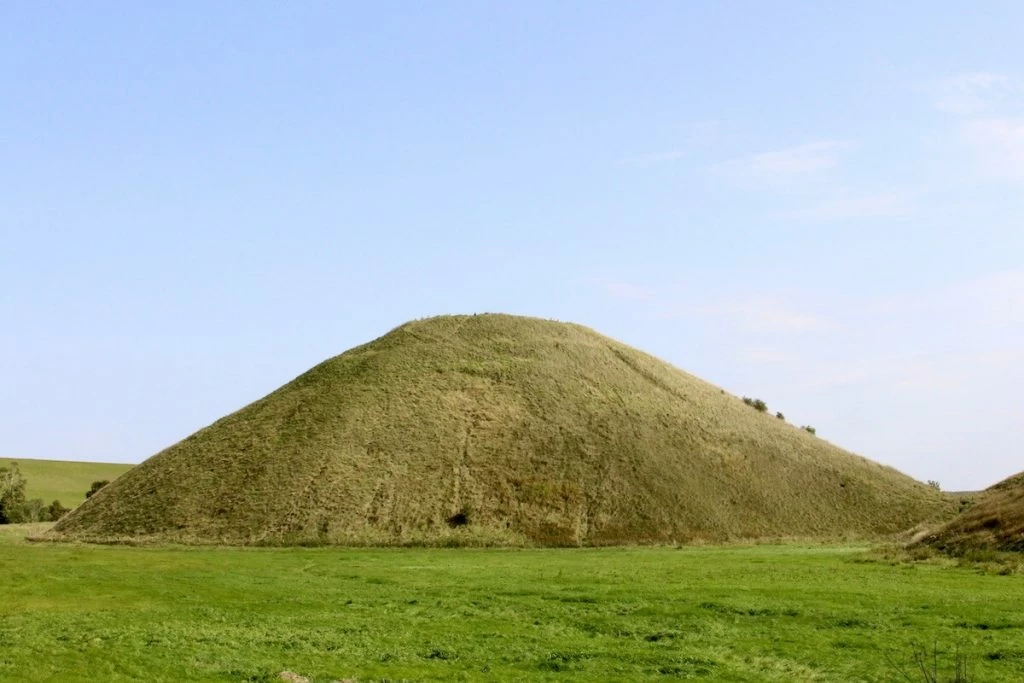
[919,471,1024,553]
[49,314,955,546]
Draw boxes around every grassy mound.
[919,471,1024,554]
[50,314,953,546]
[0,457,133,506]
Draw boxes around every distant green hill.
[52,314,955,546]
[0,457,134,507]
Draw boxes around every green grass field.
[2,527,1021,682]
[0,458,133,506]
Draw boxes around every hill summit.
[919,471,1024,553]
[50,314,951,546]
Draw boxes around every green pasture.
[1,527,1021,681]
[0,458,133,507]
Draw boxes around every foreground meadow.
[1,526,1021,682]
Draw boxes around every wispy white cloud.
[802,346,1024,394]
[933,72,1024,183]
[713,141,851,188]
[695,295,838,333]
[713,139,919,220]
[962,270,1024,322]
[798,269,1024,392]
[871,269,1024,325]
[600,281,657,302]
[961,117,1024,182]
[600,268,1024,490]
[618,150,690,166]
[599,281,836,334]
[618,120,721,167]
[933,269,1024,331]
[935,72,1022,115]
[599,270,1023,380]
[782,191,915,222]
[682,119,722,142]
[737,349,792,365]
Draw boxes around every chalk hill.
[50,314,952,545]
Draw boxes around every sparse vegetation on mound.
[919,471,1024,554]
[741,396,768,412]
[50,314,954,546]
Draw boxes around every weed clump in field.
[887,641,971,682]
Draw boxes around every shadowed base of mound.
[41,524,533,548]
[915,471,1024,554]
[47,314,957,547]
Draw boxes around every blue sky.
[2,3,1022,490]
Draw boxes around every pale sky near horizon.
[2,3,1022,491]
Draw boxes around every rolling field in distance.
[3,526,1022,681]
[0,458,134,506]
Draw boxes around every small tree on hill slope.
[86,480,110,499]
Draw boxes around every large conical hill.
[919,471,1024,553]
[50,314,953,546]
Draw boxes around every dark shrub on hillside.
[447,507,471,528]
[742,397,768,412]
[86,480,110,499]
[775,412,784,420]
[803,426,816,435]
[48,500,70,521]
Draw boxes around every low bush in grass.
[742,397,768,412]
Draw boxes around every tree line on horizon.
[0,462,109,524]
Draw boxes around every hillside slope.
[50,314,953,545]
[919,471,1024,553]
[0,457,133,506]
